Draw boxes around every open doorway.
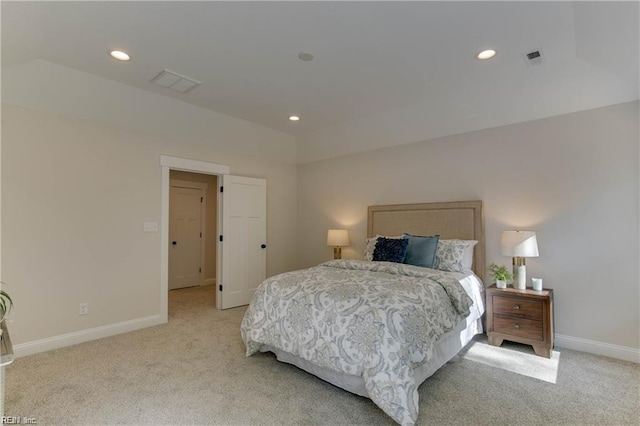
[160,155,230,323]
[159,155,267,322]
[169,171,218,306]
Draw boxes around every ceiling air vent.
[522,48,545,67]
[150,69,201,93]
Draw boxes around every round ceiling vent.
[298,52,314,62]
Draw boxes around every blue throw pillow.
[403,234,440,268]
[372,237,409,263]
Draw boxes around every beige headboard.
[367,201,485,282]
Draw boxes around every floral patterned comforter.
[241,260,473,426]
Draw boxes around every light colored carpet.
[4,285,639,425]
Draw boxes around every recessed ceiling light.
[476,49,497,60]
[289,115,300,121]
[109,50,131,61]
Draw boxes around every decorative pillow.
[372,237,409,263]
[434,239,478,272]
[402,234,440,268]
[459,240,478,270]
[364,235,403,261]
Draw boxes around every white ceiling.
[2,1,638,159]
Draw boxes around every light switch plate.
[144,222,159,232]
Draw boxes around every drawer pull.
[513,324,521,329]
[513,305,520,310]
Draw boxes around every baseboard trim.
[13,318,638,363]
[555,334,639,363]
[13,314,165,358]
[203,278,216,286]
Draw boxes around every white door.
[169,186,204,290]
[218,175,267,309]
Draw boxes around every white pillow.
[364,235,403,261]
[434,239,478,272]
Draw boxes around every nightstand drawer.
[494,314,543,341]
[492,296,543,320]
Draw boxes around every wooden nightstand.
[486,284,554,358]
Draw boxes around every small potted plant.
[1,285,14,365]
[489,263,512,289]
[0,289,13,323]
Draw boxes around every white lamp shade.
[500,231,539,257]
[327,229,349,247]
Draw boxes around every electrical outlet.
[79,303,89,315]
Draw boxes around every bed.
[241,201,485,425]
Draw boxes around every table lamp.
[327,229,349,259]
[500,231,539,289]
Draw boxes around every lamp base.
[513,257,526,289]
[333,247,342,259]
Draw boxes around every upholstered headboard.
[367,201,485,282]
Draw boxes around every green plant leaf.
[0,288,13,319]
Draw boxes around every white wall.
[1,62,298,348]
[297,101,639,355]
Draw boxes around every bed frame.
[264,200,486,401]
[368,200,485,281]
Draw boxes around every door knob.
[261,244,267,249]
[172,241,177,246]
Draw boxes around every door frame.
[160,155,229,323]
[169,179,207,289]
